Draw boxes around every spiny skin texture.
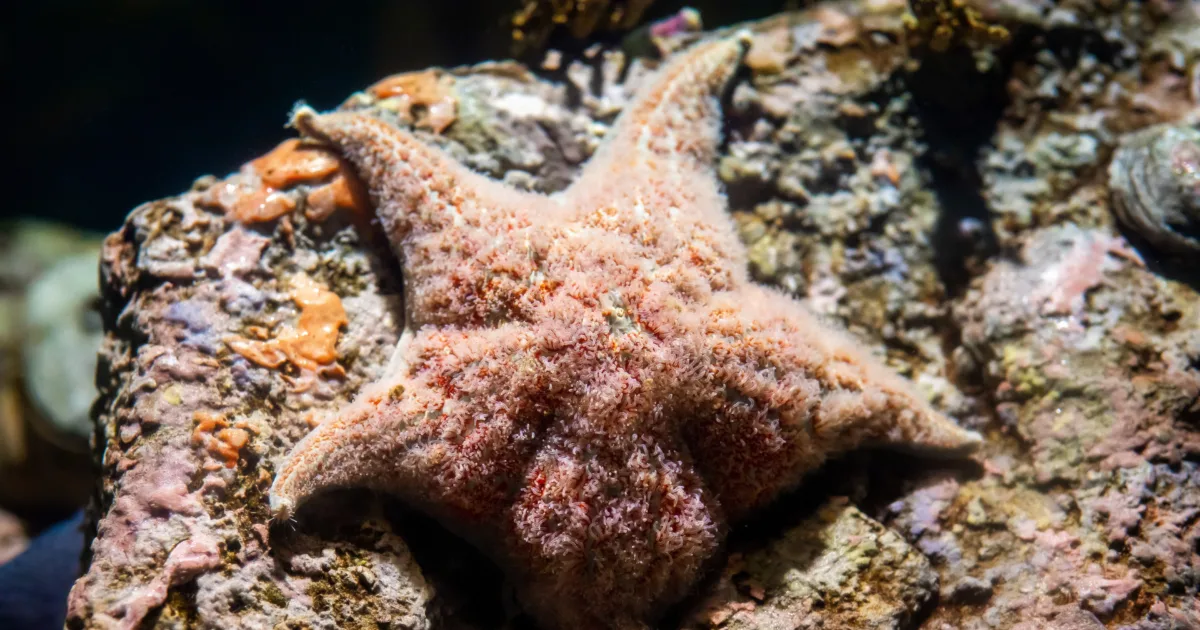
[270,33,981,630]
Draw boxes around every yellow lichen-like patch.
[510,0,655,56]
[365,70,458,134]
[904,0,1009,53]
[227,274,348,373]
[162,384,183,405]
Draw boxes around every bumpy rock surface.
[72,0,1200,628]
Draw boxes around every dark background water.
[1,0,781,234]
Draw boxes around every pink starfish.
[270,32,980,630]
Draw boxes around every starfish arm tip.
[961,428,985,451]
[919,418,984,456]
[268,492,296,522]
[733,28,754,48]
[289,103,323,138]
[268,459,304,521]
[943,427,984,455]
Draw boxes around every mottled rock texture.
[72,0,1200,628]
[683,498,938,630]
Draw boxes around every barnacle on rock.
[1109,123,1200,256]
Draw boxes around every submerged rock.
[69,0,1200,628]
[684,498,937,630]
[1109,123,1200,256]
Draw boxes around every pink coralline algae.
[269,32,979,630]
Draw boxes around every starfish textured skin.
[270,32,981,630]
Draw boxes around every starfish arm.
[565,33,749,222]
[555,33,754,299]
[685,285,982,519]
[573,32,749,189]
[291,106,554,326]
[506,425,722,630]
[269,324,555,525]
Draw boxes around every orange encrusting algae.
[305,174,366,222]
[201,182,297,224]
[200,138,361,224]
[227,274,348,372]
[276,274,348,370]
[191,411,252,469]
[365,69,458,134]
[252,138,340,188]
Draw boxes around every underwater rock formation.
[71,0,1200,628]
[683,498,939,630]
[1109,123,1200,256]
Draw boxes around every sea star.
[270,31,981,630]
